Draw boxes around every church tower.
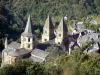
[21,15,35,50]
[42,15,55,43]
[55,18,68,45]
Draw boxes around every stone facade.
[21,36,34,50]
[1,15,68,67]
[42,15,55,43]
[55,18,68,45]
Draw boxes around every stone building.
[1,15,68,66]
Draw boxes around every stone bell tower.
[42,15,55,43]
[21,15,35,50]
[55,17,68,45]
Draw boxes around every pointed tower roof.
[56,17,68,32]
[5,37,8,48]
[44,15,54,29]
[22,15,33,37]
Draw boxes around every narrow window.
[28,44,30,48]
[28,38,30,42]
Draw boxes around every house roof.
[30,56,44,62]
[8,48,30,57]
[95,38,100,43]
[8,42,20,49]
[44,38,55,44]
[56,17,68,32]
[3,48,13,53]
[89,33,100,41]
[31,49,49,59]
[88,43,99,53]
[76,24,86,30]
[78,35,91,44]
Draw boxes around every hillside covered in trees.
[0,0,100,50]
[0,0,100,75]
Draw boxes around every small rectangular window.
[59,34,61,37]
[28,44,30,48]
[28,38,30,42]
[58,42,60,45]
[45,39,47,41]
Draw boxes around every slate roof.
[44,38,55,44]
[78,35,91,44]
[8,48,31,57]
[3,48,13,53]
[88,43,99,53]
[56,17,68,32]
[31,49,49,59]
[30,56,44,62]
[95,38,100,43]
[78,32,100,44]
[44,15,54,29]
[22,15,33,37]
[88,33,100,41]
[8,42,20,49]
[76,22,86,29]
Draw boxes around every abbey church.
[1,15,68,66]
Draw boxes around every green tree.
[26,63,44,75]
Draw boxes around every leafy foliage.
[0,50,100,75]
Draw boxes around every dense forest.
[0,0,100,75]
[0,0,100,50]
[0,50,100,75]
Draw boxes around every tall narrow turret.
[21,15,35,50]
[42,15,55,43]
[55,17,68,45]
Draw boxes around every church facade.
[1,15,68,67]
